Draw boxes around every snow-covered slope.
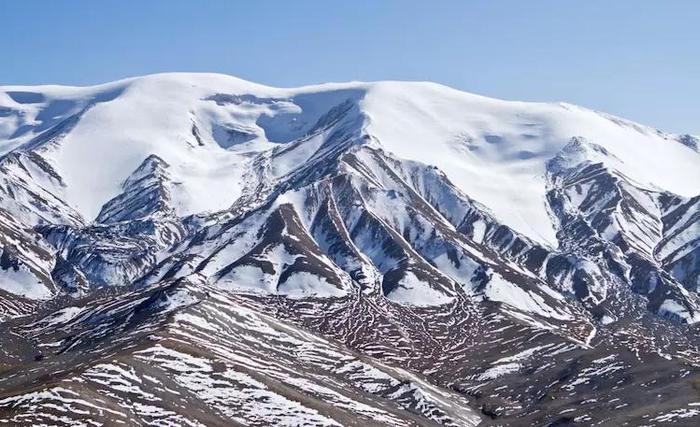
[2,73,697,242]
[1,72,698,315]
[362,84,700,246]
[1,73,700,426]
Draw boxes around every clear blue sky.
[2,1,698,133]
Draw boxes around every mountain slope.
[2,74,697,244]
[1,73,699,426]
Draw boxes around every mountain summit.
[0,73,699,426]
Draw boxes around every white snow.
[278,271,347,299]
[217,264,271,294]
[3,73,697,245]
[658,299,700,324]
[601,315,615,325]
[0,74,359,221]
[432,252,480,286]
[477,363,521,380]
[471,220,487,244]
[157,288,200,313]
[385,271,454,306]
[0,266,51,299]
[46,306,84,325]
[360,82,700,247]
[483,273,571,320]
[217,266,347,299]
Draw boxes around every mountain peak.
[1,72,700,426]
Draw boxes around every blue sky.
[2,1,698,133]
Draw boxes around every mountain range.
[0,73,699,426]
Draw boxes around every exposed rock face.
[0,73,699,426]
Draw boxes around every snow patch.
[483,273,571,320]
[385,272,454,307]
[658,299,700,324]
[278,271,347,299]
[0,266,51,299]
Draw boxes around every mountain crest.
[1,73,699,426]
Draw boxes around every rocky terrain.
[0,73,699,426]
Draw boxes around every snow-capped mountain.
[0,73,699,426]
